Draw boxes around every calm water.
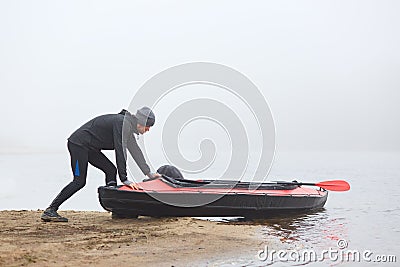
[1,151,399,266]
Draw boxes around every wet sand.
[0,210,268,266]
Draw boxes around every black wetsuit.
[49,109,150,210]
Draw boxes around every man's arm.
[113,118,129,183]
[127,136,151,176]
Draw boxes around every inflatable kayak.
[98,176,328,219]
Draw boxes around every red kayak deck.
[118,179,326,197]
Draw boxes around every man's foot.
[41,208,68,222]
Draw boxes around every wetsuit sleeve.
[113,119,129,182]
[127,137,151,176]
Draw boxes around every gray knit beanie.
[136,106,155,127]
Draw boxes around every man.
[41,107,160,222]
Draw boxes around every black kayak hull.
[98,184,328,219]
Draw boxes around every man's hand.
[127,182,141,190]
[147,172,162,180]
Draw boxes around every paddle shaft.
[161,175,350,191]
[276,182,318,186]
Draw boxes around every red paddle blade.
[315,180,350,191]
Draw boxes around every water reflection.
[201,209,349,266]
[257,209,348,249]
[205,208,348,250]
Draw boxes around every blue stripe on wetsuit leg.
[75,159,80,176]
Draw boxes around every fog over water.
[1,1,399,155]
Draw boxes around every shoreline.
[0,210,273,266]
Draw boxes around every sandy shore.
[0,210,270,266]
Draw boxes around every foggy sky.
[1,0,399,153]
